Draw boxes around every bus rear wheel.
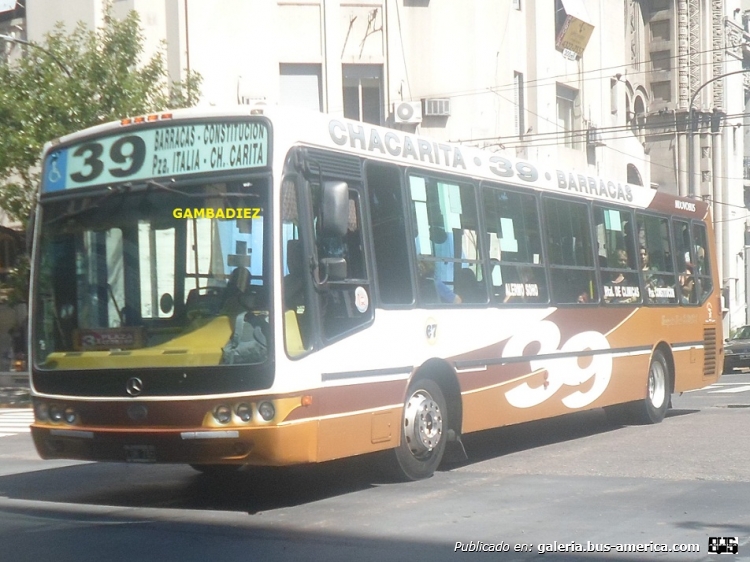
[390,379,448,481]
[604,350,671,426]
[638,350,670,424]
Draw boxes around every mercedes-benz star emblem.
[126,377,144,397]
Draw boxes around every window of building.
[483,186,547,304]
[408,174,485,305]
[650,81,671,103]
[556,83,580,149]
[342,64,383,125]
[610,78,618,115]
[651,50,671,72]
[543,197,597,304]
[279,63,323,112]
[627,164,643,186]
[650,20,670,41]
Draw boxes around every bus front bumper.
[30,422,319,467]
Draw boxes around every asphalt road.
[0,373,748,562]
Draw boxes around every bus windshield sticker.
[42,121,269,192]
[354,286,369,313]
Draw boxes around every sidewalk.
[0,371,30,407]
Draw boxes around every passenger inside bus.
[454,267,484,303]
[604,249,639,304]
[679,273,696,304]
[219,266,269,365]
[418,259,461,304]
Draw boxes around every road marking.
[709,384,750,394]
[0,408,33,437]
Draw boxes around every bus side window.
[317,188,373,340]
[365,162,413,305]
[482,186,548,304]
[543,197,597,304]
[692,222,713,302]
[672,219,697,305]
[281,176,312,357]
[636,213,678,305]
[408,173,485,306]
[594,206,640,304]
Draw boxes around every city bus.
[29,105,722,480]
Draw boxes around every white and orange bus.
[29,105,722,480]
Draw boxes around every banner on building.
[0,0,17,14]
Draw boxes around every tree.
[0,4,202,228]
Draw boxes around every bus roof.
[41,103,708,220]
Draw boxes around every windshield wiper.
[144,179,259,200]
[47,183,131,225]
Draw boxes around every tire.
[388,378,448,481]
[632,350,671,424]
[605,350,671,426]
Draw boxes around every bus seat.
[185,286,223,317]
[284,309,305,357]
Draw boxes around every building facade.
[16,0,750,331]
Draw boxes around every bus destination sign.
[42,120,269,193]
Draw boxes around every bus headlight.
[49,404,63,423]
[35,403,49,422]
[64,407,78,424]
[213,404,232,424]
[258,401,275,421]
[235,403,252,422]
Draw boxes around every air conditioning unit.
[423,98,451,117]
[393,101,422,124]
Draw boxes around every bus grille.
[703,327,717,376]
[305,148,362,181]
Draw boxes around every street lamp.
[687,68,750,197]
[0,33,72,78]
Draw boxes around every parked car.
[723,325,750,373]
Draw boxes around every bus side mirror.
[321,181,348,237]
[318,181,348,282]
[321,257,347,281]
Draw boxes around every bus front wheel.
[390,378,448,481]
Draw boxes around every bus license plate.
[124,445,156,463]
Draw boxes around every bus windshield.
[33,178,269,371]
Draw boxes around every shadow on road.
[0,404,701,515]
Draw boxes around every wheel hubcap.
[403,389,443,458]
[648,361,666,409]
